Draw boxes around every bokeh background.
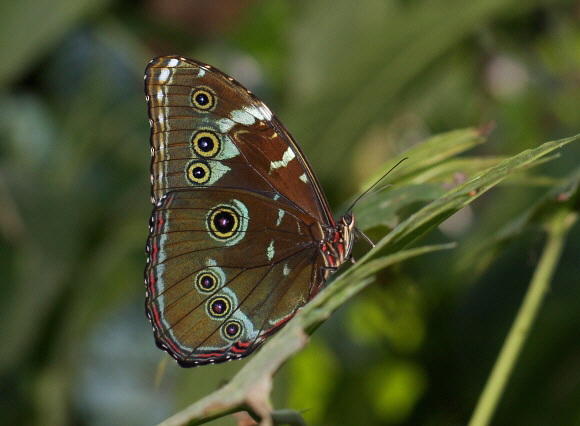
[1,1,580,425]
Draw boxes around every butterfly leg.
[321,266,340,274]
[356,228,375,248]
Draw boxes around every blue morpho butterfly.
[144,56,368,367]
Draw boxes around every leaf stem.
[468,210,578,426]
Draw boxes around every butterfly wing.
[145,56,333,226]
[145,188,327,366]
[144,56,335,365]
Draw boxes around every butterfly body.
[144,56,355,366]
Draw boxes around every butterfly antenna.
[356,183,393,204]
[346,157,408,213]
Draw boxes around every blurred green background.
[1,0,580,425]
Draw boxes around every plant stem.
[468,210,577,426]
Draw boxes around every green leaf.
[363,125,492,186]
[365,133,580,258]
[459,165,580,277]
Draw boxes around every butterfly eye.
[207,296,230,318]
[192,131,220,157]
[191,87,215,110]
[208,207,239,239]
[343,213,353,226]
[196,271,218,293]
[186,161,211,184]
[222,320,242,340]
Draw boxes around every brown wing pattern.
[145,189,327,365]
[145,56,333,225]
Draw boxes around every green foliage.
[1,1,580,425]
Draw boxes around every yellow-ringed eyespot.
[208,207,239,239]
[207,296,230,318]
[192,130,220,157]
[186,161,211,184]
[196,271,218,293]
[222,320,242,340]
[191,87,215,110]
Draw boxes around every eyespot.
[192,130,220,157]
[207,296,230,318]
[205,200,248,246]
[222,320,242,340]
[186,161,211,184]
[191,87,215,110]
[208,207,239,239]
[196,271,218,293]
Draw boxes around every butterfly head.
[338,212,356,262]
[320,213,356,280]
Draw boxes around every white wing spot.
[156,88,164,101]
[283,264,290,276]
[299,173,308,183]
[230,109,255,125]
[217,118,235,132]
[197,68,206,77]
[267,240,275,261]
[158,68,170,83]
[167,58,179,67]
[243,105,264,121]
[269,147,295,173]
[276,209,285,226]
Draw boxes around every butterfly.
[144,56,358,367]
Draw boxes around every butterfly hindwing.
[145,188,327,365]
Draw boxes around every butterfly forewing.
[145,56,332,224]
